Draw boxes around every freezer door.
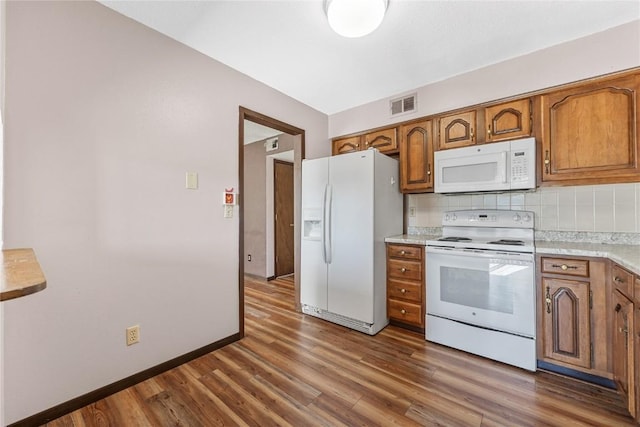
[327,152,375,323]
[300,157,329,309]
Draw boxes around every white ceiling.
[101,1,639,116]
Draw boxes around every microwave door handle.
[499,151,508,183]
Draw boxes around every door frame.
[238,107,305,337]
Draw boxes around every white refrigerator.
[300,150,402,335]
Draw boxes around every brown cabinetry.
[610,264,636,419]
[437,98,532,150]
[386,243,425,331]
[437,110,477,150]
[332,127,398,156]
[540,73,640,185]
[538,256,610,377]
[399,119,434,193]
[485,98,532,143]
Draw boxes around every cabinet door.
[542,277,591,369]
[363,128,398,154]
[400,120,434,193]
[485,99,531,142]
[540,74,640,184]
[332,136,361,156]
[437,110,476,150]
[612,291,636,417]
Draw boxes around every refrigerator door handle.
[321,184,328,263]
[324,184,333,264]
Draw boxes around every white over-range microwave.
[434,137,536,194]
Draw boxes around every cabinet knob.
[614,276,624,283]
[487,125,492,136]
[400,288,407,294]
[561,264,568,271]
[400,267,407,273]
[400,309,406,315]
[400,250,406,255]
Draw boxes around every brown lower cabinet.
[386,243,425,332]
[538,255,639,421]
[538,255,609,377]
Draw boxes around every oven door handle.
[426,246,534,262]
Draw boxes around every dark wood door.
[542,277,591,369]
[540,73,640,184]
[274,160,294,277]
[400,119,433,193]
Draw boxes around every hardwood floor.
[45,275,636,426]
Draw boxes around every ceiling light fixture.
[325,0,388,38]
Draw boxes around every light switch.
[224,205,233,218]
[186,172,198,190]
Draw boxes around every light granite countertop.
[385,234,640,276]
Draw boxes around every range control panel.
[442,209,534,229]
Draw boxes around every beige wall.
[3,1,327,423]
[243,134,294,277]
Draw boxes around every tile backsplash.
[407,183,640,233]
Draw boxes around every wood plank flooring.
[45,275,636,426]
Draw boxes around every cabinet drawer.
[388,299,423,326]
[612,264,634,300]
[541,257,589,277]
[387,244,423,260]
[388,258,422,281]
[387,279,422,303]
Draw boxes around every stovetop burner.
[487,239,525,246]
[437,237,472,242]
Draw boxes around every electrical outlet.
[409,207,416,217]
[126,325,140,346]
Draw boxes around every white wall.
[329,20,640,137]
[3,1,327,423]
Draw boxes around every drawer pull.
[615,303,622,313]
[552,264,577,270]
[545,286,552,314]
[614,276,624,283]
[400,309,407,315]
[400,250,406,255]
[400,288,407,294]
[400,267,407,273]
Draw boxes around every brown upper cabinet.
[332,127,398,156]
[400,120,434,193]
[437,98,532,150]
[363,128,398,153]
[540,73,640,185]
[485,98,532,143]
[437,110,477,150]
[332,135,361,155]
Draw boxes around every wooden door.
[540,74,640,185]
[332,136,361,155]
[612,291,636,417]
[274,160,294,277]
[485,98,532,142]
[400,120,433,193]
[542,277,591,369]
[437,110,476,150]
[363,127,398,154]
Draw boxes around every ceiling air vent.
[390,93,417,116]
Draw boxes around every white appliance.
[301,150,402,335]
[425,210,536,371]
[434,137,536,194]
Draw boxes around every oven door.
[426,246,535,337]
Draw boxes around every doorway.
[238,107,305,336]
